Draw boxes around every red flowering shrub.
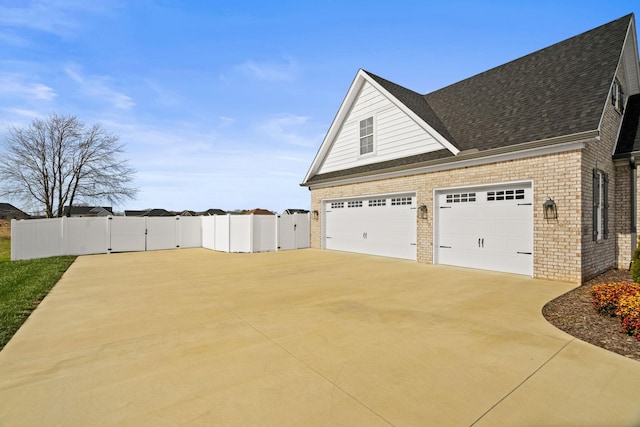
[591,282,640,316]
[617,294,640,340]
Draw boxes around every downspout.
[631,156,637,269]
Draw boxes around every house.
[124,208,173,217]
[0,203,30,220]
[283,209,310,215]
[201,208,227,216]
[244,208,275,215]
[62,206,113,217]
[301,14,640,283]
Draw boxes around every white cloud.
[0,73,56,100]
[238,57,298,82]
[64,66,135,110]
[257,114,318,147]
[0,0,118,37]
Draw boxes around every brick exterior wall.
[580,64,626,280]
[309,66,631,284]
[311,149,584,283]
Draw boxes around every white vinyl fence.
[11,213,310,261]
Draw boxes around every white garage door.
[436,183,533,276]
[324,193,416,260]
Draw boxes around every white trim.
[308,139,588,190]
[302,69,458,184]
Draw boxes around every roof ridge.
[363,70,457,145]
[426,14,633,97]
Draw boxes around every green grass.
[0,237,76,350]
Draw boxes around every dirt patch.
[543,269,640,362]
[0,220,10,238]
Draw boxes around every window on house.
[611,79,624,112]
[593,169,609,241]
[359,117,374,155]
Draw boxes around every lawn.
[0,236,76,350]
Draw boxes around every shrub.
[632,240,640,283]
[617,294,640,340]
[591,282,640,316]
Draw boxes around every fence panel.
[253,215,277,252]
[230,215,252,252]
[11,218,63,261]
[214,215,230,252]
[178,216,202,248]
[11,212,311,260]
[278,214,295,250]
[63,217,109,256]
[146,217,178,251]
[295,213,311,249]
[201,216,216,250]
[110,217,146,252]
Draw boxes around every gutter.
[302,130,598,189]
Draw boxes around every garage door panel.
[324,194,416,260]
[436,184,533,276]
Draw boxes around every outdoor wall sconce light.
[418,204,428,219]
[312,210,319,220]
[543,198,558,220]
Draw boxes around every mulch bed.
[542,269,640,362]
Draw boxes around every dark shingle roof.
[0,203,30,219]
[424,14,631,151]
[305,14,632,185]
[615,94,640,157]
[365,71,457,144]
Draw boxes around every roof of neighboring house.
[124,208,173,217]
[283,209,309,214]
[63,206,113,216]
[0,203,30,219]
[202,208,226,216]
[245,208,275,215]
[304,14,634,185]
[615,94,640,157]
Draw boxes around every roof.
[0,203,30,219]
[245,208,275,215]
[63,206,113,216]
[304,14,634,185]
[203,208,226,216]
[615,94,640,157]
[124,208,173,217]
[424,14,631,152]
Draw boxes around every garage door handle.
[518,203,532,206]
[517,251,532,255]
[439,245,451,248]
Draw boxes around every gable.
[314,74,456,176]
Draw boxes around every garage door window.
[446,193,476,203]
[487,189,525,201]
[368,199,386,207]
[347,200,363,208]
[391,197,412,206]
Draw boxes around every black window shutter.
[603,173,609,239]
[592,169,599,241]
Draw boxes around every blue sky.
[1,1,638,214]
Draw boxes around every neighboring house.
[283,209,310,215]
[245,208,275,215]
[301,14,640,283]
[63,206,113,217]
[202,208,227,216]
[0,203,30,220]
[124,208,173,217]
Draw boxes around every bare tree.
[0,114,137,217]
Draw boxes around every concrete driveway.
[1,249,640,426]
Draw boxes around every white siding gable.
[318,81,449,174]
